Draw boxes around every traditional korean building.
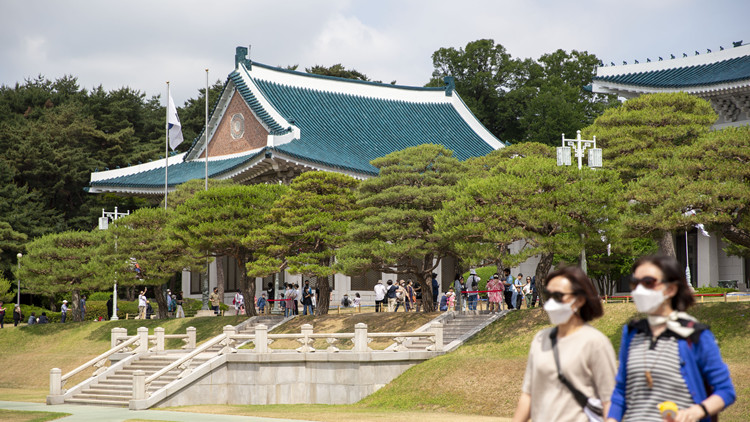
[89,46,505,305]
[592,41,750,290]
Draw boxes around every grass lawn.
[0,409,69,422]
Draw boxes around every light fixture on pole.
[16,252,22,306]
[557,130,602,274]
[98,207,130,320]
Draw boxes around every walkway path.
[0,400,310,422]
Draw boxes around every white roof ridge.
[597,43,750,77]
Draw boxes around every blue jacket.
[608,319,735,421]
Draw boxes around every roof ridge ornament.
[235,46,252,70]
[444,76,455,97]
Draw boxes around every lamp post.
[98,207,130,320]
[557,130,602,274]
[16,252,22,306]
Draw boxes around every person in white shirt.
[138,288,148,319]
[374,280,387,312]
[234,291,244,315]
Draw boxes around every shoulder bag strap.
[549,327,591,410]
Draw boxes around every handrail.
[144,332,227,385]
[61,335,139,382]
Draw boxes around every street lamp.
[98,207,130,320]
[557,130,603,274]
[16,252,22,306]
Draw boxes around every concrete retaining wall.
[153,350,434,407]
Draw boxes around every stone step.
[75,392,132,400]
[65,397,129,407]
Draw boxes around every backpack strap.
[548,327,593,412]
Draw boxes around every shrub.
[695,287,738,294]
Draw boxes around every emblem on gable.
[230,113,245,139]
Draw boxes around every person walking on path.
[467,269,480,311]
[503,268,515,309]
[302,280,314,315]
[512,273,525,310]
[374,280,386,312]
[209,287,221,315]
[175,291,185,318]
[513,266,616,422]
[606,256,736,422]
[431,273,439,308]
[0,301,5,328]
[60,300,69,323]
[487,274,503,313]
[137,289,148,319]
[530,275,538,308]
[454,275,464,311]
[386,280,398,312]
[79,295,87,321]
[12,304,22,327]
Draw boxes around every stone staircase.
[65,354,209,407]
[406,311,507,351]
[64,315,286,407]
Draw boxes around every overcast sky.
[2,0,748,105]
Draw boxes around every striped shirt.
[623,332,694,421]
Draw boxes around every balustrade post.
[254,324,268,353]
[133,370,146,400]
[49,368,62,396]
[353,323,369,353]
[431,322,444,352]
[223,325,236,337]
[154,327,165,352]
[299,323,314,352]
[186,326,196,349]
[136,327,149,353]
[110,327,127,349]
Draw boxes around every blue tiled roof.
[90,153,260,189]
[254,78,496,175]
[229,71,289,135]
[594,54,750,87]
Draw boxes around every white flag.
[168,93,183,150]
[683,209,710,237]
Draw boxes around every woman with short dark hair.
[513,266,615,422]
[606,255,736,422]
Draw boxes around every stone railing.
[133,322,443,402]
[48,326,197,399]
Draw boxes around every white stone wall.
[153,353,425,407]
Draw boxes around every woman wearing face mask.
[513,266,616,422]
[607,256,735,422]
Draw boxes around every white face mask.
[544,298,575,325]
[631,283,666,314]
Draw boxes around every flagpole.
[205,69,209,191]
[165,81,169,210]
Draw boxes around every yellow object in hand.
[658,401,679,418]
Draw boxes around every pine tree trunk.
[420,273,435,312]
[657,231,677,257]
[71,289,81,322]
[534,252,554,306]
[153,285,169,319]
[315,276,331,316]
[215,255,225,303]
[239,259,257,317]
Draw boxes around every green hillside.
[361,302,750,421]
